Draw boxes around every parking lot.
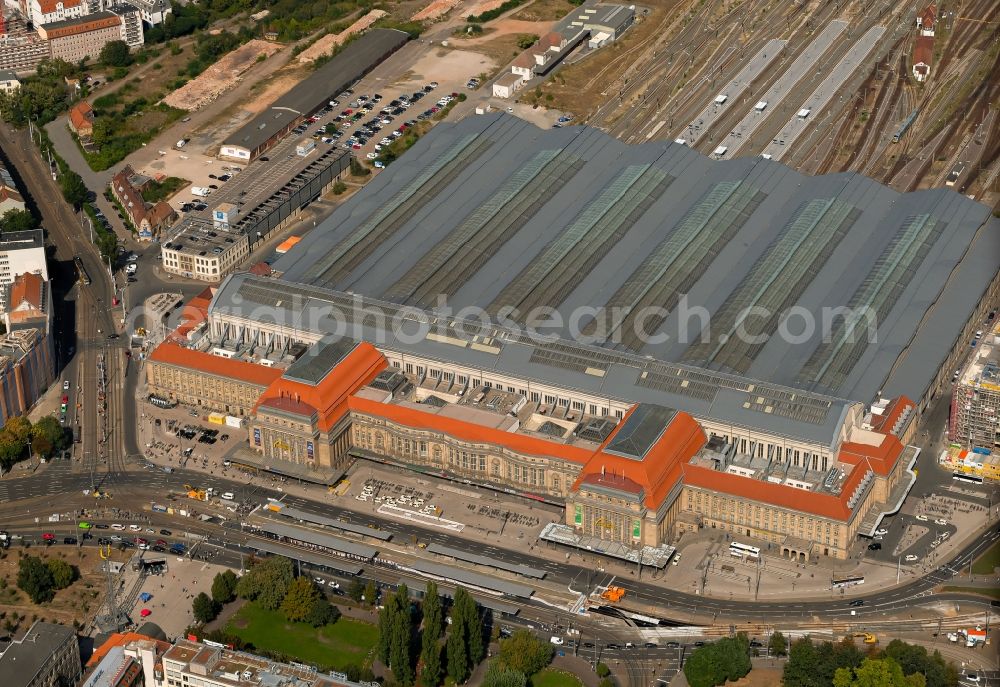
[342,461,560,547]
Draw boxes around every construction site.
[538,0,999,206]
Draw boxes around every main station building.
[147,114,1000,561]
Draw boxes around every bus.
[832,576,865,589]
[729,542,760,559]
[952,472,983,484]
[74,257,91,285]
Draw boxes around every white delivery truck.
[191,186,211,197]
[175,139,187,149]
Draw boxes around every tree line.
[0,416,69,473]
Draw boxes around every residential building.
[68,99,94,137]
[0,327,54,422]
[108,2,141,48]
[0,18,50,73]
[0,229,48,284]
[36,11,122,63]
[109,164,176,240]
[0,67,20,90]
[162,638,378,687]
[0,620,81,687]
[85,633,171,687]
[0,161,26,217]
[85,0,169,26]
[2,270,51,331]
[25,0,86,27]
[950,322,1000,449]
[80,647,143,687]
[912,35,933,82]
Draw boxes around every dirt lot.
[512,0,575,22]
[452,18,557,71]
[164,40,284,112]
[0,546,131,632]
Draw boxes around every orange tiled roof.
[920,4,936,28]
[37,0,83,13]
[0,187,25,204]
[8,272,43,310]
[838,433,905,477]
[148,341,283,388]
[257,342,387,432]
[86,632,170,667]
[69,101,93,131]
[349,393,597,465]
[867,395,915,436]
[572,406,706,509]
[170,288,213,341]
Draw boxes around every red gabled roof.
[148,341,283,388]
[69,100,93,131]
[920,4,936,28]
[867,395,915,436]
[913,35,934,66]
[8,272,43,310]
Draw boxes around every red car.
[42,532,55,541]
[342,109,353,115]
[155,539,167,547]
[61,394,68,403]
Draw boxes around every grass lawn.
[226,602,378,671]
[971,539,1000,575]
[531,668,584,687]
[141,176,189,203]
[941,586,1000,600]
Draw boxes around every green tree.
[596,663,611,678]
[419,642,443,687]
[0,209,38,232]
[495,629,553,676]
[516,34,538,49]
[59,171,89,209]
[419,581,444,687]
[769,630,788,657]
[280,577,320,623]
[388,584,413,685]
[32,416,66,454]
[883,640,951,687]
[305,596,339,627]
[324,122,338,135]
[192,592,219,623]
[446,619,469,684]
[347,579,363,602]
[783,637,819,687]
[235,556,294,610]
[46,559,77,589]
[683,644,723,687]
[481,661,526,687]
[211,569,238,604]
[363,579,377,606]
[99,40,132,68]
[850,657,908,687]
[17,555,54,603]
[598,679,615,687]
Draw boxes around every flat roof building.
[0,620,81,687]
[219,29,409,162]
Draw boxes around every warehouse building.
[219,28,409,162]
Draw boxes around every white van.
[221,492,234,500]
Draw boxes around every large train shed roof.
[265,114,998,409]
